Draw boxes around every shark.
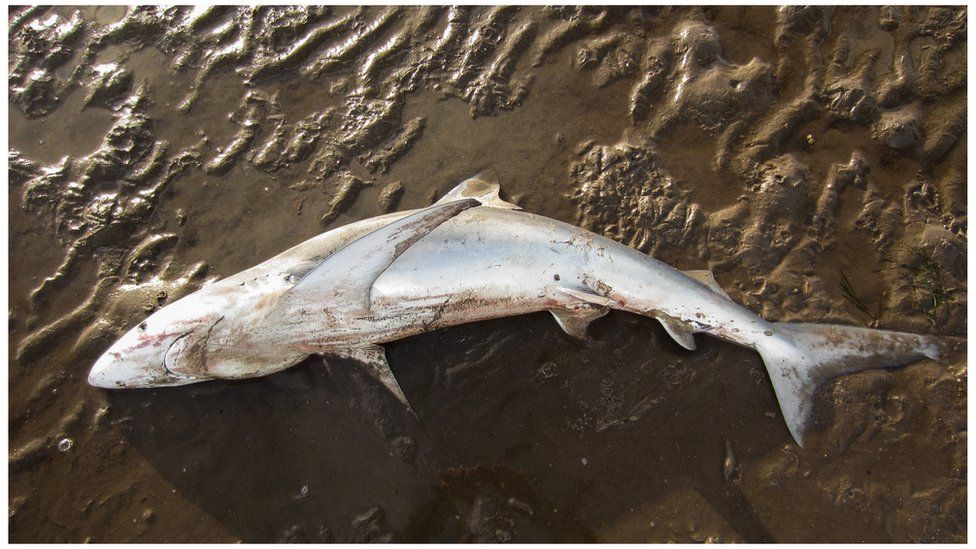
[88,175,946,446]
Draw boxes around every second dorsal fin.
[683,269,730,299]
[435,173,520,210]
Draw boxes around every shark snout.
[88,350,136,388]
[88,347,174,388]
[88,330,199,388]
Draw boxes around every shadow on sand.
[113,311,787,542]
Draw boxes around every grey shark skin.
[89,176,946,446]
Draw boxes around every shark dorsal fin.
[436,173,520,210]
[279,199,480,316]
[683,269,730,299]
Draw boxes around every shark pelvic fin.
[549,307,609,339]
[435,174,520,210]
[281,199,480,315]
[682,269,730,299]
[557,286,616,308]
[551,285,612,339]
[657,316,697,350]
[321,345,416,416]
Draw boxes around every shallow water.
[8,6,967,542]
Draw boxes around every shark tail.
[756,322,945,447]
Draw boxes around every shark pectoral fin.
[435,173,520,210]
[657,316,697,351]
[549,307,609,339]
[683,269,731,299]
[321,344,416,417]
[279,199,480,316]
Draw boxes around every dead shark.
[88,175,945,446]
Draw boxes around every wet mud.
[8,6,967,542]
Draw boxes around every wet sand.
[8,6,966,542]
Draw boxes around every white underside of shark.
[89,176,945,446]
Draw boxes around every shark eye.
[138,322,147,331]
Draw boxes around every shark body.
[89,176,944,446]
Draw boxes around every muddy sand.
[8,6,967,542]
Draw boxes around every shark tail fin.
[756,322,945,447]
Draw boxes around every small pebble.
[506,497,534,516]
[392,436,415,464]
[538,362,557,379]
[9,496,27,518]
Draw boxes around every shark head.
[89,196,481,390]
[88,297,224,389]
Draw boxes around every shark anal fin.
[320,344,415,417]
[280,198,479,316]
[435,174,520,210]
[683,269,730,299]
[550,307,609,339]
[657,316,697,350]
